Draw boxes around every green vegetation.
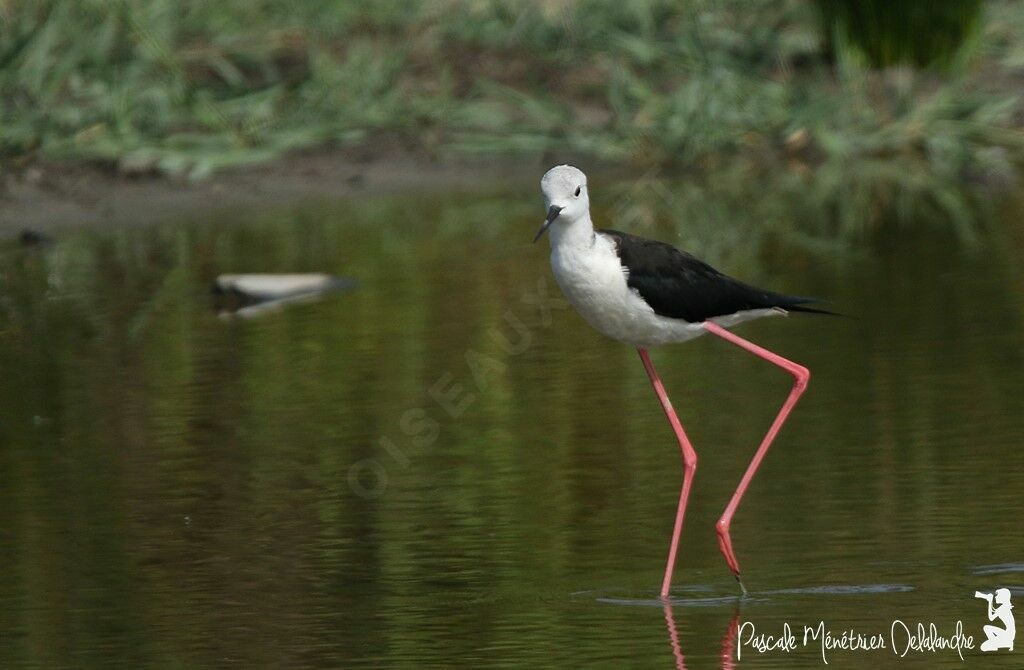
[2,0,1023,237]
[815,0,985,68]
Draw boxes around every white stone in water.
[214,273,350,301]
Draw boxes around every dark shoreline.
[0,149,551,238]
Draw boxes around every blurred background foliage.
[815,0,985,68]
[0,0,1022,239]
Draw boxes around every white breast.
[550,233,707,347]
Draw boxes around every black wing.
[601,229,831,322]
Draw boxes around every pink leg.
[703,322,809,592]
[638,348,698,599]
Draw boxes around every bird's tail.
[776,295,842,317]
[785,302,841,317]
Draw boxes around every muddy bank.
[0,149,546,238]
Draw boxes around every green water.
[1,187,1023,668]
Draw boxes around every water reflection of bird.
[535,165,833,596]
[663,602,740,669]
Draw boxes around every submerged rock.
[18,228,53,247]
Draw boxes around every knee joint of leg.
[715,519,729,535]
[791,364,810,390]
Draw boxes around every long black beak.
[533,205,563,243]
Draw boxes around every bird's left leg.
[702,322,810,593]
[637,348,698,599]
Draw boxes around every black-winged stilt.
[535,165,831,597]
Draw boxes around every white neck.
[548,214,596,251]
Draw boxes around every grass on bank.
[1,0,1024,239]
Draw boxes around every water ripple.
[971,563,1024,576]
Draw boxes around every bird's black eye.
[574,186,581,197]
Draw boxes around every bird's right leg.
[702,321,810,594]
[638,348,698,599]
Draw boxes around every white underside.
[550,229,781,347]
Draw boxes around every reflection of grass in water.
[1,0,1023,237]
[604,156,993,259]
[3,195,1024,666]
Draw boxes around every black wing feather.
[601,229,832,322]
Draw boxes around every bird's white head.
[535,164,590,243]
